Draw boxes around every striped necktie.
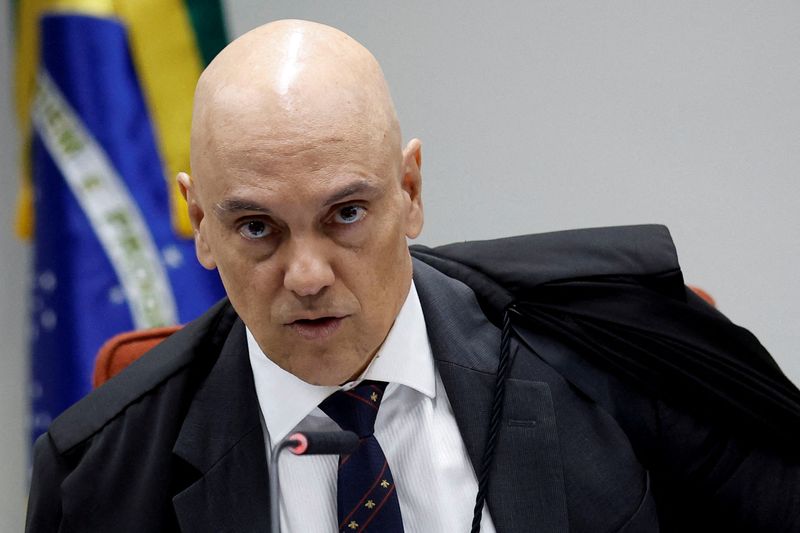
[319,381,405,532]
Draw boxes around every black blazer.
[26,258,799,532]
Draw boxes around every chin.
[291,352,366,386]
[298,369,351,387]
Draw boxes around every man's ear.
[400,138,424,239]
[177,172,216,270]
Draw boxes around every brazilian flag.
[13,0,228,444]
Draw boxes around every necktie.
[319,381,405,532]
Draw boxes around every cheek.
[213,247,283,326]
[215,260,254,318]
[205,221,264,278]
[350,220,412,308]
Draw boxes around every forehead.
[191,79,402,202]
[226,132,391,175]
[197,129,398,209]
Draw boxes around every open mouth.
[288,316,346,340]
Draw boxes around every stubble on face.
[184,20,423,385]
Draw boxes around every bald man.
[26,20,800,533]
[181,19,421,387]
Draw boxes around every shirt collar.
[247,281,435,447]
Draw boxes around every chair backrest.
[689,285,716,307]
[93,325,181,388]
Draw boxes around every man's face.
[184,126,423,385]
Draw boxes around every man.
[26,20,799,532]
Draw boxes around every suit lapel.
[171,319,270,532]
[414,259,570,533]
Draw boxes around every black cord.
[470,306,516,533]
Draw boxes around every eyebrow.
[321,180,381,207]
[213,179,382,217]
[213,199,272,217]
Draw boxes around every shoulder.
[45,298,239,455]
[411,224,679,283]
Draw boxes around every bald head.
[190,20,402,184]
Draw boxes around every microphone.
[286,430,359,456]
[269,430,359,533]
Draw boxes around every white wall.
[2,1,798,529]
[223,0,799,381]
[0,0,30,529]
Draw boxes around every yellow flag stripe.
[14,154,33,238]
[116,0,202,238]
[14,0,43,238]
[45,0,114,15]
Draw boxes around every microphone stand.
[269,431,358,533]
[269,438,296,533]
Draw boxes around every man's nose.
[283,238,335,297]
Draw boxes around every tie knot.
[319,381,388,437]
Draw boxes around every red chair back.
[93,325,181,387]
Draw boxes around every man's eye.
[239,220,271,239]
[333,205,366,225]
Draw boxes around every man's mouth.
[287,316,346,340]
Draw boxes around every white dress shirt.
[247,282,496,532]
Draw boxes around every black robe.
[411,224,800,452]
